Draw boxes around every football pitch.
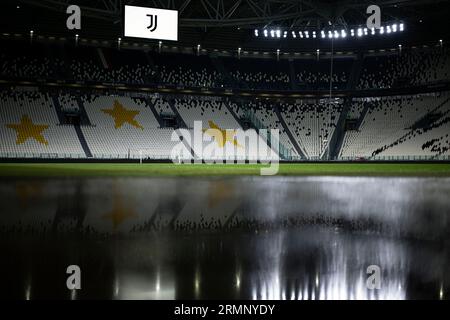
[1,162,450,177]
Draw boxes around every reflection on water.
[0,176,449,299]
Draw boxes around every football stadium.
[0,0,450,304]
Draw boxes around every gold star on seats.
[6,115,49,145]
[203,120,242,148]
[101,100,144,129]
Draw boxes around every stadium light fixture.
[254,22,405,41]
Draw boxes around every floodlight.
[357,28,363,37]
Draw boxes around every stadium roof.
[1,0,449,50]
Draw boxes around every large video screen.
[124,5,178,41]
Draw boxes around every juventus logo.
[146,14,158,32]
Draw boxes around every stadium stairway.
[145,52,156,68]
[75,97,92,125]
[167,99,188,128]
[52,94,93,158]
[329,53,363,159]
[51,95,66,124]
[288,59,299,90]
[346,53,363,89]
[224,101,246,129]
[329,99,352,160]
[74,125,93,158]
[356,103,371,129]
[145,98,165,127]
[210,55,236,88]
[96,48,109,69]
[274,106,306,159]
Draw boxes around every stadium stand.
[222,57,291,90]
[1,38,450,161]
[79,95,180,158]
[339,93,450,159]
[358,47,450,89]
[0,89,85,158]
[280,101,342,159]
[294,58,352,90]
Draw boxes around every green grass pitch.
[1,163,450,177]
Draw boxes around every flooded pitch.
[0,176,449,299]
